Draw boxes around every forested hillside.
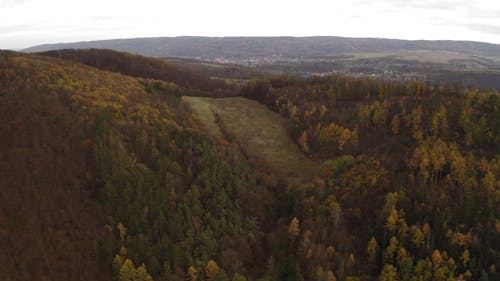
[0,51,111,281]
[1,49,498,281]
[242,75,500,281]
[38,49,236,97]
[0,51,260,281]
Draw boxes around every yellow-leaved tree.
[288,217,300,237]
[379,264,398,281]
[188,266,197,281]
[367,237,379,263]
[205,260,220,281]
[118,259,153,281]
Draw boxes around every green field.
[183,96,318,180]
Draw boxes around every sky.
[1,0,500,49]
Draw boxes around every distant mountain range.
[23,36,500,60]
[23,36,500,90]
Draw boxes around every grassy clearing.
[183,96,226,140]
[183,96,318,180]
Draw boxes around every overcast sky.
[1,0,500,49]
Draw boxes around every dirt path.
[183,96,318,181]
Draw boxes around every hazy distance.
[1,0,500,49]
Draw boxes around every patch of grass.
[183,96,225,140]
[183,96,318,180]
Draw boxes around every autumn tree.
[206,260,220,281]
[117,222,127,241]
[232,272,247,281]
[372,101,388,129]
[338,128,351,151]
[188,266,198,281]
[367,237,379,263]
[411,105,424,142]
[379,264,398,281]
[118,259,153,281]
[410,225,425,248]
[391,115,400,135]
[288,217,300,237]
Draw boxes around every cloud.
[0,23,36,34]
[387,0,469,10]
[1,0,500,48]
[466,23,500,36]
[465,6,500,19]
[0,0,32,8]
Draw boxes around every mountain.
[24,36,500,60]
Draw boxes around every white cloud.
[0,0,499,49]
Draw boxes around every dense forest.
[242,75,500,281]
[0,50,498,281]
[38,49,236,97]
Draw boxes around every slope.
[183,96,318,181]
[242,74,500,281]
[0,50,192,280]
[0,50,271,281]
[37,48,234,96]
[0,51,112,281]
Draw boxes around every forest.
[0,49,498,281]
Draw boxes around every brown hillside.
[0,51,112,281]
[38,48,235,96]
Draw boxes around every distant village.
[198,54,432,82]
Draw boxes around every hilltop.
[37,48,235,96]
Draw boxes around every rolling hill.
[37,49,236,96]
[23,36,500,60]
[24,36,500,90]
